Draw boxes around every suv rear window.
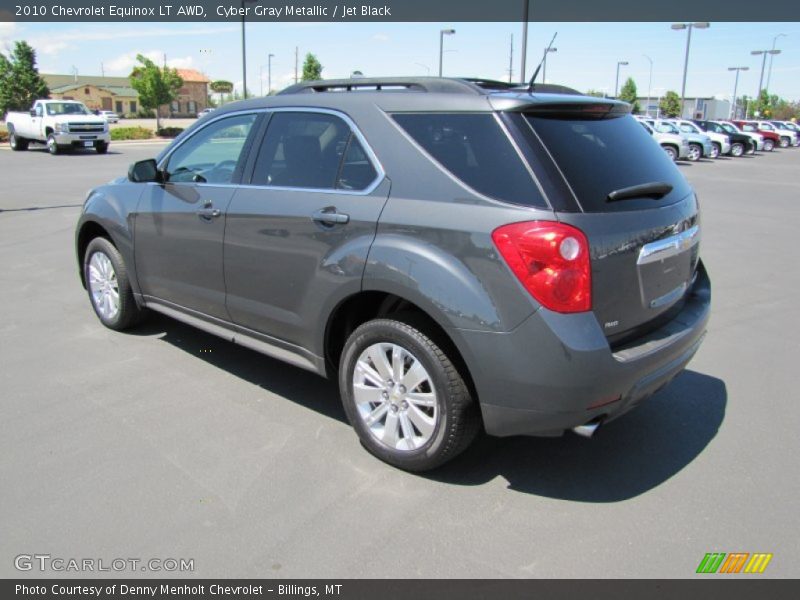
[524,114,692,212]
[392,113,546,208]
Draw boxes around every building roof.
[50,82,138,97]
[43,74,131,89]
[174,68,210,83]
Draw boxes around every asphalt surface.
[1,142,798,579]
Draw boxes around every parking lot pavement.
[1,146,798,578]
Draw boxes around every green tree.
[301,53,323,81]
[0,41,49,115]
[752,89,774,118]
[209,80,233,107]
[618,77,641,113]
[129,54,183,129]
[659,91,682,118]
[585,89,605,98]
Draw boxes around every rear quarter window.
[391,113,546,208]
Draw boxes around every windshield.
[759,123,775,131]
[656,122,680,135]
[46,102,91,116]
[679,122,699,133]
[720,123,738,134]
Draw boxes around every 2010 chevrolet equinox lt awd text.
[75,77,711,471]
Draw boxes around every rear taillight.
[492,221,591,313]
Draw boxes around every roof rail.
[278,77,486,96]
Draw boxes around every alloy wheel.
[88,251,120,321]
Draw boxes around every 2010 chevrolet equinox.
[76,77,711,471]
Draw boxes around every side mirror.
[128,159,160,183]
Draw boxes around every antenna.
[527,32,557,93]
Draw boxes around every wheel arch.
[76,220,116,288]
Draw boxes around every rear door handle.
[312,207,350,225]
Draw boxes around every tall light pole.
[542,47,557,83]
[644,54,653,116]
[765,33,787,91]
[240,0,258,99]
[672,22,710,118]
[507,34,514,83]
[751,49,781,98]
[520,0,529,83]
[267,53,274,95]
[438,29,455,77]
[728,66,749,119]
[614,61,628,98]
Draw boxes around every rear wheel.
[83,237,145,331]
[730,142,744,157]
[339,317,480,471]
[8,128,29,151]
[662,145,678,161]
[779,136,790,148]
[763,139,775,152]
[687,143,702,162]
[710,143,720,159]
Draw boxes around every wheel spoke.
[406,392,436,407]
[391,346,405,382]
[406,404,435,438]
[364,402,389,427]
[382,412,400,447]
[353,382,384,407]
[367,344,393,382]
[402,359,428,392]
[399,412,417,447]
[356,359,385,388]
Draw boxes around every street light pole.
[751,49,781,98]
[520,0,529,83]
[765,33,787,91]
[438,29,455,77]
[672,22,710,118]
[614,61,628,98]
[267,53,274,95]
[240,0,257,99]
[644,54,653,116]
[727,67,749,119]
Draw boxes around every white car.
[634,117,689,161]
[5,99,110,155]
[675,119,730,158]
[757,121,798,148]
[99,110,120,123]
[197,108,215,118]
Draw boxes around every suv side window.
[165,113,257,184]
[34,104,43,117]
[252,112,354,189]
[336,136,378,191]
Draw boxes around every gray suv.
[75,77,710,471]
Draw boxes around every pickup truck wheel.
[662,145,677,161]
[709,143,720,159]
[687,143,702,162]
[8,129,28,151]
[47,134,60,155]
[339,317,480,472]
[730,142,744,157]
[96,142,109,154]
[763,139,775,152]
[778,136,790,148]
[83,237,145,331]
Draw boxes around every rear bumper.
[455,262,711,437]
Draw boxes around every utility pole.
[294,46,299,84]
[267,53,274,95]
[751,48,781,98]
[765,33,786,91]
[438,29,456,77]
[615,61,628,98]
[728,66,749,118]
[508,34,514,83]
[520,0,529,83]
[671,22,710,118]
[644,55,653,116]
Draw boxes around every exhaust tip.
[572,419,602,439]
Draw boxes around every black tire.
[47,134,60,155]
[687,143,702,162]
[83,237,146,331]
[763,139,775,152]
[710,142,720,159]
[8,127,29,151]
[730,142,744,157]
[662,145,678,161]
[96,142,109,154]
[779,136,790,148]
[339,316,480,472]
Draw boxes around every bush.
[0,123,8,143]
[110,127,153,141]
[156,127,184,138]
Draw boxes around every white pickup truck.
[6,99,111,155]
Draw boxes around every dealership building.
[636,96,732,120]
[43,69,211,117]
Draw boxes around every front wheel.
[96,142,109,154]
[730,142,744,157]
[763,139,775,152]
[687,143,702,162]
[710,143,720,159]
[779,136,790,148]
[47,134,60,155]
[83,237,145,331]
[339,317,480,472]
[662,145,678,161]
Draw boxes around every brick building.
[43,69,210,118]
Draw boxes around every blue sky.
[1,21,798,100]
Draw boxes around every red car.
[733,120,778,152]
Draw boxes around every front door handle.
[312,207,350,225]
[197,207,221,220]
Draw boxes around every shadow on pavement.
[131,314,725,501]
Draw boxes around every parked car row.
[635,115,799,162]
